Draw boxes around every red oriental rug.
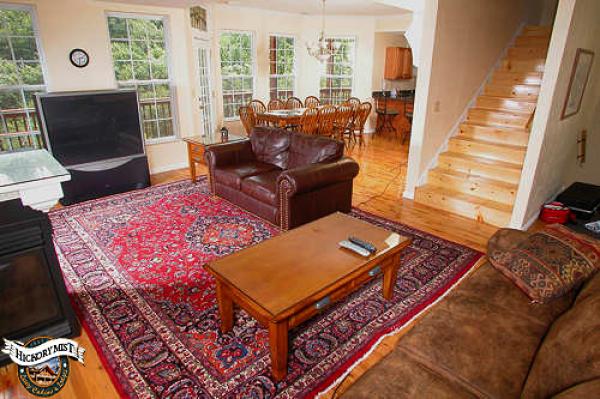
[50,178,483,398]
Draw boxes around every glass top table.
[0,149,71,212]
[183,132,247,146]
[0,149,69,188]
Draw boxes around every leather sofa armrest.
[277,157,359,197]
[204,140,254,168]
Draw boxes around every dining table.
[255,108,306,128]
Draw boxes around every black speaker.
[60,156,150,205]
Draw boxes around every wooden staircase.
[415,25,551,227]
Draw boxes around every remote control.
[349,236,377,254]
[339,240,371,257]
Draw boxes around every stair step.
[515,36,551,47]
[466,108,530,129]
[499,58,545,73]
[459,123,530,146]
[484,83,540,99]
[476,96,537,113]
[415,185,513,227]
[449,136,526,165]
[507,46,548,59]
[438,152,523,184]
[428,168,518,205]
[491,71,544,85]
[522,25,553,37]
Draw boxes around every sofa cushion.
[521,272,600,398]
[241,170,282,205]
[343,347,477,399]
[214,161,279,190]
[287,132,344,169]
[395,263,560,398]
[250,127,291,169]
[551,378,600,398]
[488,224,600,303]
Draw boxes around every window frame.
[268,33,297,101]
[218,29,256,122]
[319,35,357,105]
[0,2,49,152]
[105,11,179,145]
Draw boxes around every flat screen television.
[36,90,144,167]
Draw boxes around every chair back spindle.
[300,108,319,135]
[304,96,320,109]
[286,96,303,110]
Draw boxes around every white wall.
[511,0,600,228]
[3,0,198,174]
[404,0,528,198]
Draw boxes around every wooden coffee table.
[205,212,411,381]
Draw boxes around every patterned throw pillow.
[488,224,600,303]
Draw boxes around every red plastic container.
[540,202,571,224]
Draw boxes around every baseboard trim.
[150,161,188,175]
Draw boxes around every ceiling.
[99,0,411,16]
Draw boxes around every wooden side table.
[183,134,247,182]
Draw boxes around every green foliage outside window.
[0,7,45,152]
[108,15,174,140]
[220,32,254,119]
[269,35,295,100]
[320,37,355,105]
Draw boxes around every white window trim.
[268,33,297,101]
[219,29,256,122]
[105,11,180,144]
[0,2,49,152]
[320,35,357,103]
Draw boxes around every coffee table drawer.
[288,262,390,328]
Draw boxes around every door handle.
[0,262,11,272]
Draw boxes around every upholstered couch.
[344,229,600,398]
[204,127,359,230]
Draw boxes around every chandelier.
[306,0,339,62]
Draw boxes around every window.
[319,37,355,105]
[107,14,175,141]
[0,5,45,152]
[219,31,253,120]
[269,35,295,100]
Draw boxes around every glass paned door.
[196,47,214,136]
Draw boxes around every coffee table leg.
[216,281,234,333]
[383,262,400,300]
[268,320,289,381]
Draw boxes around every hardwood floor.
[0,134,500,398]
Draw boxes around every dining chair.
[317,105,337,136]
[249,99,266,126]
[354,102,372,146]
[375,96,399,136]
[285,96,303,110]
[304,96,320,109]
[334,104,354,142]
[268,99,284,111]
[403,101,414,144]
[299,108,319,135]
[239,106,256,136]
[344,97,361,109]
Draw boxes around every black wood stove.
[0,200,79,366]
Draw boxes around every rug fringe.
[315,256,487,399]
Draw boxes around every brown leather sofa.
[344,230,600,398]
[204,127,359,230]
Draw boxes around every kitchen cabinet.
[384,47,413,80]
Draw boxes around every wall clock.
[69,48,89,68]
